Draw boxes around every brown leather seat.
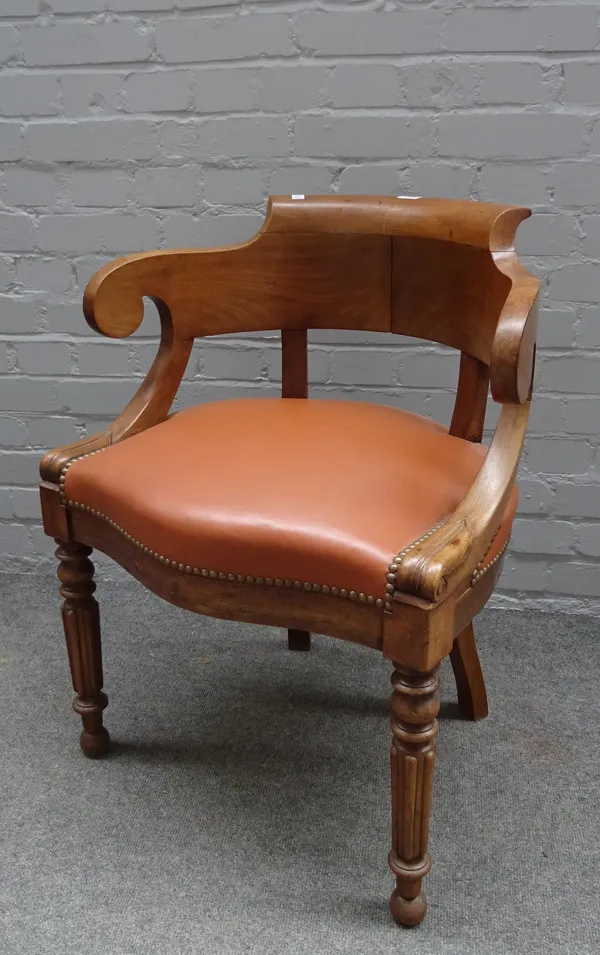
[64,398,517,606]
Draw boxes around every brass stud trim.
[384,518,448,614]
[60,450,388,612]
[472,524,501,578]
[59,447,106,505]
[471,536,510,586]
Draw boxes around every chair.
[39,196,539,926]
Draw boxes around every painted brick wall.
[0,0,599,611]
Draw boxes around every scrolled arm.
[40,265,192,485]
[490,254,540,405]
[392,242,539,604]
[393,402,530,604]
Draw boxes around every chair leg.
[288,628,311,651]
[449,623,489,721]
[55,540,110,758]
[389,664,439,927]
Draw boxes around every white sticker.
[397,195,422,199]
[291,194,305,200]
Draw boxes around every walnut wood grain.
[453,556,504,640]
[265,195,528,249]
[80,196,535,378]
[389,664,440,926]
[281,328,308,399]
[490,254,539,404]
[393,237,511,363]
[449,353,490,443]
[55,540,110,758]
[83,232,391,341]
[393,400,530,604]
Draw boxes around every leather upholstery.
[64,399,517,603]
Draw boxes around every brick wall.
[0,0,599,611]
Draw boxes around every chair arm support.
[393,402,529,604]
[393,248,538,604]
[490,254,540,405]
[40,275,192,485]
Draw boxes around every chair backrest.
[86,196,525,353]
[84,195,538,436]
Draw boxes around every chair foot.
[80,724,111,759]
[389,664,439,927]
[56,540,111,757]
[389,888,427,927]
[449,623,489,721]
[288,628,311,651]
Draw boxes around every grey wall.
[0,0,599,610]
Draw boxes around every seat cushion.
[63,398,516,605]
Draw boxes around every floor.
[1,573,598,955]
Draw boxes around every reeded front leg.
[389,664,439,926]
[55,540,110,758]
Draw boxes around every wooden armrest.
[40,295,192,485]
[394,398,530,605]
[393,237,539,604]
[490,253,539,404]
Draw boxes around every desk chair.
[40,196,539,925]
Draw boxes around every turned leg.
[288,628,311,651]
[55,540,110,758]
[389,664,439,927]
[450,623,489,721]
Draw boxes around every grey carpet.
[1,574,599,955]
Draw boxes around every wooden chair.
[39,196,539,926]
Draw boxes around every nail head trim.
[384,518,448,613]
[60,450,387,610]
[471,537,510,586]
